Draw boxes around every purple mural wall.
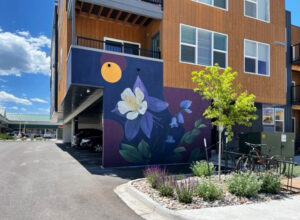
[69,47,211,167]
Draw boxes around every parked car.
[43,133,55,139]
[73,129,102,147]
[80,136,102,151]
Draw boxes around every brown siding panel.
[163,0,286,105]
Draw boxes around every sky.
[0,0,299,115]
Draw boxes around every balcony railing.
[292,43,300,64]
[77,36,161,59]
[292,85,300,105]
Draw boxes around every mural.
[69,48,211,167]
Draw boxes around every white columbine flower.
[118,88,148,120]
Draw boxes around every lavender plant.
[144,165,167,189]
[175,178,198,204]
[158,176,176,197]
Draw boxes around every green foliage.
[190,161,214,177]
[188,148,205,163]
[181,119,206,144]
[260,172,282,194]
[176,179,197,204]
[228,172,262,198]
[144,166,167,189]
[158,177,175,197]
[196,180,222,201]
[191,65,257,140]
[119,140,151,163]
[0,134,13,140]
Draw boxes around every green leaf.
[199,124,207,128]
[181,131,195,144]
[138,140,151,160]
[174,146,186,153]
[119,149,143,163]
[194,119,202,128]
[121,144,138,152]
[192,129,200,136]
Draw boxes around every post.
[218,125,224,180]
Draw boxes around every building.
[0,108,61,137]
[291,24,300,154]
[51,0,293,167]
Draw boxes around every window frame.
[262,107,275,126]
[179,24,228,68]
[244,39,270,77]
[103,37,141,56]
[192,0,228,11]
[244,0,270,23]
[274,108,285,133]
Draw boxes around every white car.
[43,133,55,139]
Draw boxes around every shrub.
[196,180,222,201]
[176,178,197,204]
[190,161,214,177]
[144,165,167,189]
[260,172,281,194]
[227,172,262,198]
[0,134,13,140]
[158,176,175,197]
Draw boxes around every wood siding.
[57,0,72,108]
[292,25,300,45]
[162,0,286,105]
[76,15,161,54]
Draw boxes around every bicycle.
[235,142,286,174]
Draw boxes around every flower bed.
[133,164,290,210]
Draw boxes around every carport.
[61,84,103,165]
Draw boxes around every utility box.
[239,132,295,161]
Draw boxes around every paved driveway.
[0,141,142,220]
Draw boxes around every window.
[263,107,274,125]
[180,24,227,68]
[244,39,270,76]
[104,38,140,56]
[244,0,270,22]
[194,0,227,10]
[275,108,284,132]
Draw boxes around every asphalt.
[0,141,143,220]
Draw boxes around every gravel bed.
[132,175,290,210]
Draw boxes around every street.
[0,141,142,220]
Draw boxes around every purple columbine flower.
[113,76,169,141]
[169,100,192,128]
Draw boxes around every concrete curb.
[114,180,187,220]
[115,180,300,220]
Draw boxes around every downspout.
[72,0,76,45]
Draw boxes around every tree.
[191,65,257,180]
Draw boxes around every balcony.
[292,43,300,64]
[69,0,163,20]
[292,85,300,105]
[77,36,161,59]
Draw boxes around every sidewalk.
[115,181,300,220]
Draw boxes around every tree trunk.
[218,125,224,181]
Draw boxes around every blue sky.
[0,0,299,114]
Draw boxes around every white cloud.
[21,108,26,111]
[38,107,50,113]
[0,91,32,105]
[31,98,48,103]
[0,29,50,76]
[11,106,18,110]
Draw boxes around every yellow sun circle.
[101,62,122,83]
